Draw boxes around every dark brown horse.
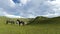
[17,19,24,26]
[6,20,15,24]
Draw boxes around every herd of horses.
[6,19,25,26]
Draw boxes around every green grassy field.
[0,16,60,34]
[0,23,60,34]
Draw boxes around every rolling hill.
[29,16,60,25]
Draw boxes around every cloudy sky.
[0,0,60,18]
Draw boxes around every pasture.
[0,16,60,34]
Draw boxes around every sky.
[0,0,60,18]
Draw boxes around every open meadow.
[0,16,60,34]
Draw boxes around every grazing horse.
[17,19,24,26]
[6,20,15,24]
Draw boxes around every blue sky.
[13,0,20,3]
[0,0,60,18]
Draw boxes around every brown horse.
[17,19,24,26]
[6,20,15,24]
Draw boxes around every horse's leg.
[10,21,14,24]
[19,22,21,26]
[11,21,13,24]
[23,22,24,26]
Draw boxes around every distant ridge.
[29,16,60,25]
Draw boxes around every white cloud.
[4,12,24,18]
[0,8,6,16]
[47,0,60,7]
[20,0,31,5]
[0,8,23,18]
[1,0,60,18]
[27,14,36,18]
[43,13,59,18]
[10,0,16,7]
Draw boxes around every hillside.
[29,16,60,24]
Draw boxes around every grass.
[0,16,60,34]
[0,23,60,34]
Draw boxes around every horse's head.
[17,19,19,21]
